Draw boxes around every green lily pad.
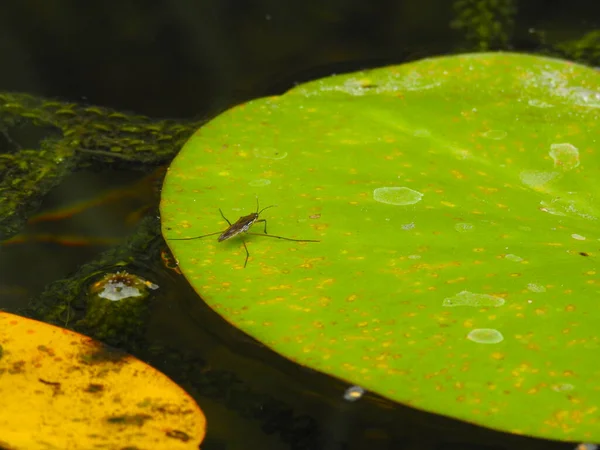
[160,52,600,442]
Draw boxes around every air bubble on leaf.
[482,130,507,140]
[248,178,271,187]
[398,71,441,91]
[343,385,365,402]
[528,99,554,108]
[539,200,566,216]
[373,187,423,206]
[313,71,444,95]
[451,147,472,160]
[527,283,546,293]
[467,328,504,344]
[341,79,371,95]
[534,69,568,90]
[413,129,431,137]
[539,197,597,221]
[519,170,559,188]
[527,71,600,108]
[549,143,580,171]
[505,254,524,262]
[455,223,474,232]
[253,147,288,160]
[552,383,575,392]
[571,234,586,241]
[560,87,600,108]
[443,290,505,308]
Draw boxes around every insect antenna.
[254,196,277,217]
[257,204,276,216]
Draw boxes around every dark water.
[0,1,599,449]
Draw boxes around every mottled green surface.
[160,52,600,441]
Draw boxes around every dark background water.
[1,0,597,119]
[0,1,599,449]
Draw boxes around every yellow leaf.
[0,312,206,449]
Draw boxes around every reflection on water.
[0,169,158,306]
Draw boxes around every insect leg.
[246,232,319,242]
[241,237,250,268]
[219,208,233,226]
[255,219,268,234]
[170,231,222,241]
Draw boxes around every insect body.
[217,204,275,241]
[171,200,319,267]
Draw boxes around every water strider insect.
[171,199,319,267]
